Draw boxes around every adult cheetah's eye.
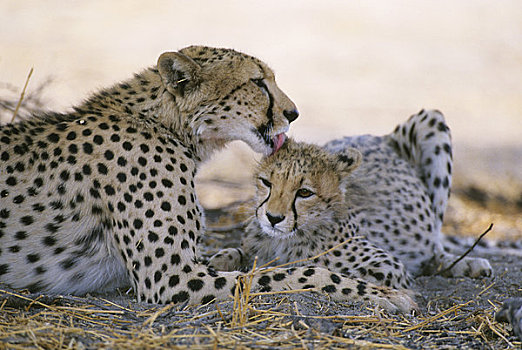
[259,177,271,188]
[251,78,267,91]
[296,188,314,198]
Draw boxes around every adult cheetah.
[0,46,415,313]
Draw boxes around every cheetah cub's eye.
[296,188,314,198]
[259,177,271,188]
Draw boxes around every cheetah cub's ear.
[334,147,362,176]
[158,51,202,98]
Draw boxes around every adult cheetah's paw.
[443,256,493,278]
[208,248,245,272]
[369,288,419,314]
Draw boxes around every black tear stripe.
[291,199,298,232]
[257,79,274,121]
[254,63,274,123]
[256,188,272,221]
[255,82,275,146]
[291,178,304,232]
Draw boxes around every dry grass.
[1,275,519,349]
[0,70,51,125]
[10,68,34,123]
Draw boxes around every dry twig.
[11,67,33,122]
[437,223,494,275]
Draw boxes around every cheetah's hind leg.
[390,109,493,278]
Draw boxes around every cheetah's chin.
[260,226,296,239]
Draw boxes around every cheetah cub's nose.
[266,212,285,227]
[283,109,299,123]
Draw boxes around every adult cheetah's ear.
[158,51,201,98]
[334,147,362,175]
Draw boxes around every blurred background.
[1,0,521,238]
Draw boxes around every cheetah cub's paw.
[208,248,245,271]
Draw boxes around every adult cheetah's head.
[253,139,362,238]
[157,46,298,155]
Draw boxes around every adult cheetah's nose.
[283,109,299,123]
[266,212,285,227]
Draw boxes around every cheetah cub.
[0,46,416,313]
[210,110,493,287]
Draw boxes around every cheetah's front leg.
[207,247,417,313]
[252,266,418,314]
[326,236,412,290]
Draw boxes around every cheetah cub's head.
[157,46,298,155]
[254,139,362,238]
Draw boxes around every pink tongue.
[270,133,287,155]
